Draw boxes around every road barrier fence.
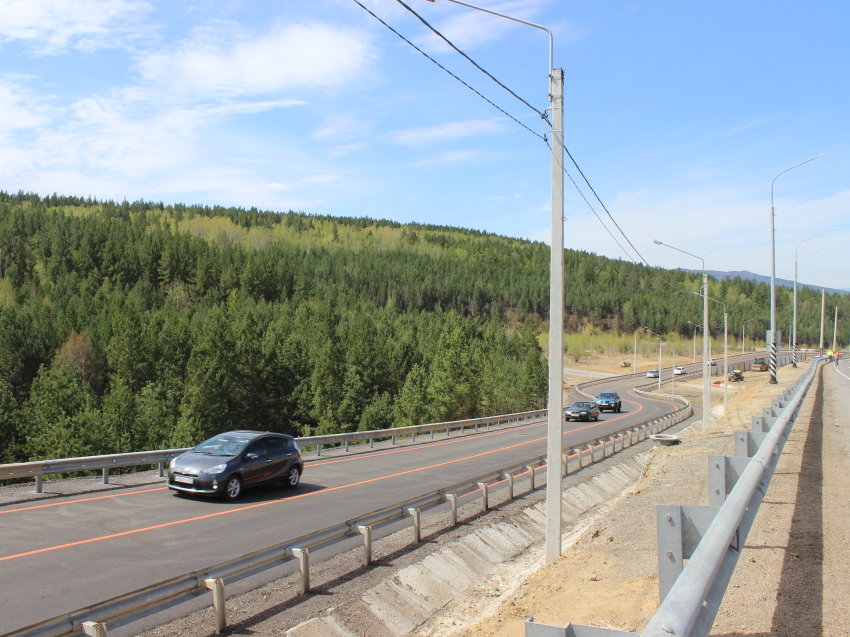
[5,389,693,637]
[526,357,822,637]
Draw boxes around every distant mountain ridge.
[683,269,848,296]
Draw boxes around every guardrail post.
[407,507,422,543]
[656,504,725,602]
[316,444,322,457]
[447,492,459,526]
[571,448,581,470]
[735,431,769,457]
[446,427,451,438]
[204,578,226,634]
[357,525,372,565]
[562,453,568,477]
[35,475,43,493]
[369,438,374,448]
[158,462,165,477]
[708,455,751,506]
[345,440,350,453]
[292,548,310,594]
[412,432,416,443]
[74,621,108,637]
[477,482,489,511]
[102,468,109,485]
[507,472,515,499]
[430,429,435,440]
[391,435,395,446]
[525,465,536,490]
[587,442,595,464]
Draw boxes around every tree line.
[0,191,844,463]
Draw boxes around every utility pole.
[545,67,564,564]
[769,154,822,384]
[820,288,826,352]
[703,272,710,422]
[833,306,839,353]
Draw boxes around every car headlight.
[201,464,228,475]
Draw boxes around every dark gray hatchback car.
[168,430,304,500]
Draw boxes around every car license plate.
[174,475,194,485]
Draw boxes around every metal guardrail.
[8,351,802,492]
[527,358,823,637]
[0,409,547,493]
[5,392,692,637]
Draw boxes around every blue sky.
[1,0,848,287]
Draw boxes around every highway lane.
[1,387,678,632]
[1,350,795,632]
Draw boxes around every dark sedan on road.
[168,430,304,500]
[565,401,600,422]
[595,391,622,412]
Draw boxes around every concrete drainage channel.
[131,410,701,637]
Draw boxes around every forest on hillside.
[0,191,845,464]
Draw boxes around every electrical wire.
[353,0,645,266]
[393,0,549,124]
[351,0,546,141]
[546,140,636,262]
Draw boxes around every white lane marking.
[834,365,850,383]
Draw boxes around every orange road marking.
[0,435,549,562]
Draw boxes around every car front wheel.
[223,475,242,500]
[284,466,301,489]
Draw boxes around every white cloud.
[137,22,376,99]
[0,0,151,53]
[411,150,483,167]
[390,118,506,146]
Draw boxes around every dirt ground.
[449,361,832,637]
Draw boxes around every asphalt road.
[0,351,792,634]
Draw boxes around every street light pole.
[793,233,827,366]
[687,321,702,362]
[654,240,711,425]
[645,329,664,392]
[742,318,755,354]
[433,0,564,564]
[769,154,823,383]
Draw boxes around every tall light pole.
[820,288,826,352]
[834,306,839,354]
[792,233,827,366]
[633,326,648,375]
[742,318,755,354]
[702,294,729,414]
[769,154,823,383]
[687,321,702,362]
[646,328,664,392]
[654,240,711,424]
[430,0,564,564]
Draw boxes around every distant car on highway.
[709,358,717,366]
[565,401,600,422]
[168,430,303,500]
[646,369,659,378]
[673,366,687,375]
[595,391,622,412]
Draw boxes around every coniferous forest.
[0,191,846,464]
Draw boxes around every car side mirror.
[244,453,259,461]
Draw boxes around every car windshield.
[193,435,253,456]
[570,402,594,409]
[599,393,617,399]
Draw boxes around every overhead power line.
[350,0,545,141]
[393,0,549,124]
[353,0,645,265]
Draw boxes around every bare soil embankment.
[448,362,821,636]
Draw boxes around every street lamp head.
[653,239,662,245]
